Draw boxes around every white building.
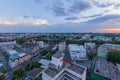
[58,42,66,52]
[0,41,17,50]
[82,34,91,40]
[9,53,31,68]
[42,51,87,80]
[7,49,18,55]
[68,44,87,60]
[51,51,64,69]
[37,41,45,48]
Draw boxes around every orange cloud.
[0,17,49,26]
[99,28,120,33]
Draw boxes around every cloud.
[52,0,68,16]
[65,17,78,20]
[68,0,91,14]
[114,3,120,9]
[52,0,91,16]
[34,0,42,4]
[83,14,103,18]
[94,2,113,8]
[0,16,49,26]
[88,14,120,23]
[99,28,120,33]
[92,0,114,8]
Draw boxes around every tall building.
[58,42,66,52]
[42,51,87,80]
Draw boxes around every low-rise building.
[68,44,87,60]
[85,43,96,54]
[94,58,120,80]
[37,41,45,49]
[93,36,112,41]
[7,49,18,55]
[9,53,31,68]
[98,44,120,57]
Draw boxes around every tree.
[0,75,5,80]
[25,62,41,71]
[16,38,25,44]
[107,50,120,64]
[12,69,24,80]
[87,54,94,60]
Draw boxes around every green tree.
[25,62,41,71]
[0,75,5,80]
[12,69,24,80]
[87,54,94,60]
[107,50,120,64]
[16,38,25,44]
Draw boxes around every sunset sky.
[0,0,120,33]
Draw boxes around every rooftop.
[44,63,86,78]
[68,44,86,51]
[9,55,20,61]
[95,58,120,80]
[98,44,120,51]
[67,63,85,75]
[53,51,64,59]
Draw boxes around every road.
[0,51,13,80]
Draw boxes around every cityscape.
[0,0,120,80]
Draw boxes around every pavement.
[0,51,13,80]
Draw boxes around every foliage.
[0,75,5,80]
[25,62,41,71]
[16,38,25,44]
[47,51,55,60]
[87,54,94,60]
[107,50,120,64]
[0,68,7,74]
[66,40,85,45]
[41,50,48,56]
[12,69,24,80]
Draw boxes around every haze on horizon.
[0,0,120,33]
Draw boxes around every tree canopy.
[107,50,120,64]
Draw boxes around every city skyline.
[0,0,120,33]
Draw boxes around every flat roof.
[18,53,26,57]
[53,51,64,59]
[44,67,59,78]
[44,63,86,78]
[67,63,85,75]
[95,58,120,80]
[9,55,19,61]
[68,44,86,51]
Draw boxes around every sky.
[0,0,120,33]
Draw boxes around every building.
[98,44,120,57]
[0,41,17,50]
[37,41,45,49]
[85,43,96,54]
[7,49,18,55]
[58,42,66,52]
[93,36,112,41]
[51,51,64,69]
[94,58,120,80]
[82,34,91,40]
[68,44,87,60]
[42,51,87,80]
[9,53,31,68]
